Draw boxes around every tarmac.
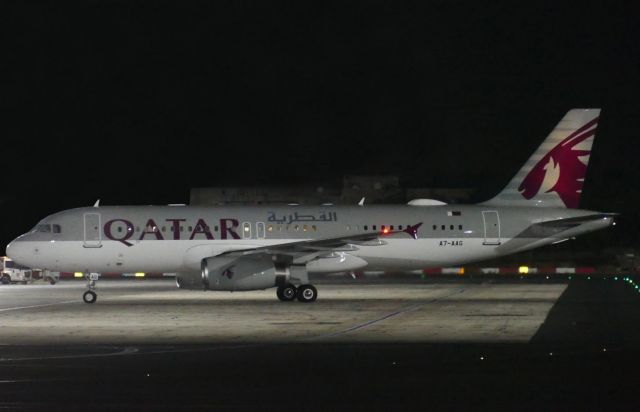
[0,277,639,410]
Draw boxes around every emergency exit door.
[482,211,501,245]
[83,213,102,248]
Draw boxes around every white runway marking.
[0,300,78,313]
[0,346,139,362]
[310,287,467,340]
[0,344,265,362]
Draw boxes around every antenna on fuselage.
[358,197,365,206]
[93,199,100,208]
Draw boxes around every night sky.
[2,1,639,250]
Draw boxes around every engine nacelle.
[201,254,291,291]
[175,271,204,290]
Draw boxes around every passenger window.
[450,225,454,230]
[52,224,61,233]
[161,226,166,232]
[364,225,368,230]
[399,225,403,230]
[433,225,437,230]
[390,225,394,230]
[294,225,299,231]
[303,225,308,232]
[214,225,219,232]
[441,225,445,230]
[242,222,252,239]
[267,225,273,232]
[373,225,377,230]
[458,225,462,230]
[312,225,317,231]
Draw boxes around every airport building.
[190,175,476,206]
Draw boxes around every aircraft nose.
[6,239,28,265]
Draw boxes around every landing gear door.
[482,211,501,245]
[83,213,102,248]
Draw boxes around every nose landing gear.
[83,272,99,304]
[83,290,97,304]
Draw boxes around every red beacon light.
[382,228,390,234]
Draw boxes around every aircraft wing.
[213,222,423,266]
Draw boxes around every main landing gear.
[82,272,99,304]
[276,284,318,303]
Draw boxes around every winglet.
[93,199,100,208]
[358,197,365,206]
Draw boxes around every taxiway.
[1,277,639,410]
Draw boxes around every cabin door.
[83,213,102,248]
[482,211,501,245]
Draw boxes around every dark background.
[1,1,639,250]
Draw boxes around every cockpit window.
[35,224,51,233]
[33,224,61,233]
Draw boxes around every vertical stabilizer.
[483,108,600,208]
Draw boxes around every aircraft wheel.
[83,290,97,304]
[1,275,10,285]
[297,285,317,303]
[277,284,297,301]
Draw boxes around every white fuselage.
[6,205,613,275]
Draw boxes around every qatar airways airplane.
[7,109,614,304]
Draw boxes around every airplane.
[6,108,614,304]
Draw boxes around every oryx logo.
[518,116,598,208]
[402,222,423,240]
[222,266,234,280]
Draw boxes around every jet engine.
[185,254,292,291]
[176,251,369,291]
[175,271,204,290]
